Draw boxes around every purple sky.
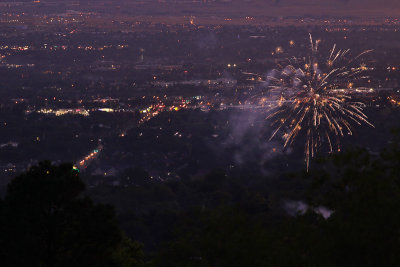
[18,0,400,18]
[126,0,400,18]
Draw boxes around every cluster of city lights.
[78,148,101,167]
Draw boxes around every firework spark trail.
[266,34,374,169]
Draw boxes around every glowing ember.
[267,34,374,169]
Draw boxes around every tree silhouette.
[0,161,144,267]
[154,145,400,266]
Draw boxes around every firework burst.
[266,34,374,169]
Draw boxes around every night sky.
[110,0,400,18]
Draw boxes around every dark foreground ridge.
[2,139,400,266]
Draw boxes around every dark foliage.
[0,161,144,267]
[151,145,400,266]
[3,143,400,266]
